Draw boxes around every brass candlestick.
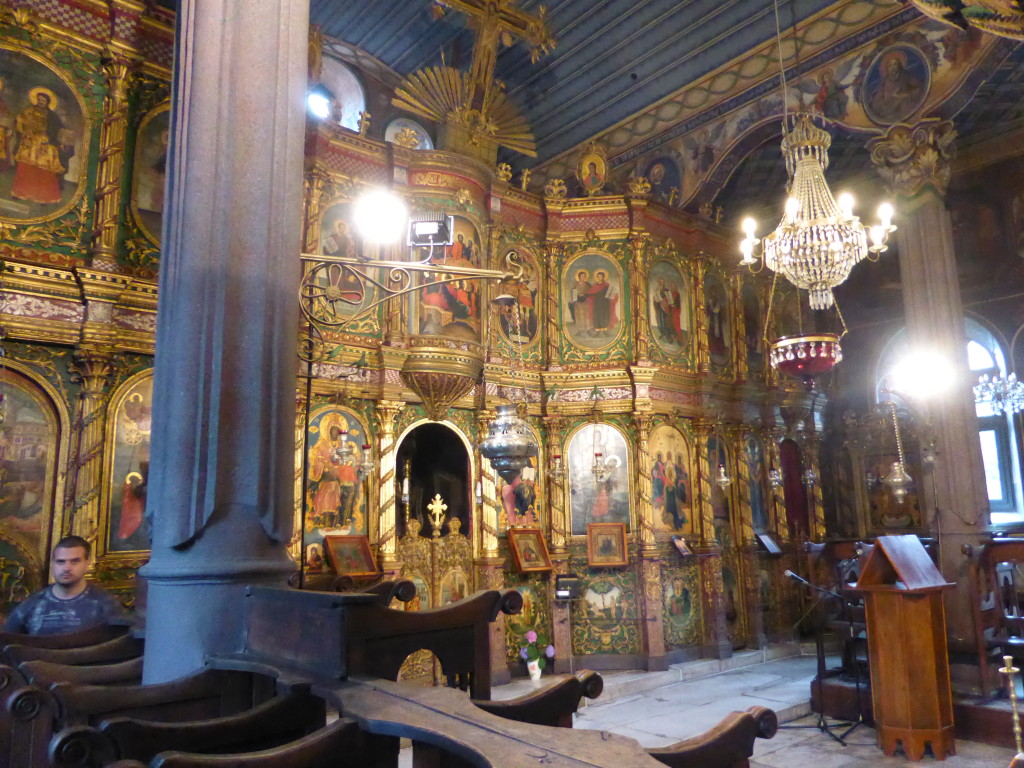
[1001,655,1023,755]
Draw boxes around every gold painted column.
[543,415,569,553]
[633,411,667,668]
[869,119,989,694]
[694,253,711,374]
[543,244,563,370]
[631,408,657,552]
[476,409,500,558]
[375,400,405,571]
[67,347,114,541]
[694,417,729,658]
[802,433,826,540]
[629,233,651,362]
[92,45,136,270]
[67,270,132,541]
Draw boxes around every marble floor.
[488,650,1018,767]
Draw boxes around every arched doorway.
[394,423,475,686]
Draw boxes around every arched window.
[309,58,366,132]
[875,319,1022,520]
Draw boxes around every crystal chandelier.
[975,372,1024,415]
[740,113,895,311]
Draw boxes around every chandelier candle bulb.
[837,192,854,217]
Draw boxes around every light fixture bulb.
[742,217,757,237]
[837,192,854,217]
[353,188,408,245]
[870,225,885,246]
[878,202,894,226]
[785,197,800,221]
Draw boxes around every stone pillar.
[869,120,990,694]
[375,400,405,571]
[141,0,308,684]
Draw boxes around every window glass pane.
[976,400,996,418]
[967,340,995,371]
[979,429,1006,502]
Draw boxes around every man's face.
[52,546,89,588]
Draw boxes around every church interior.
[2,0,1024,765]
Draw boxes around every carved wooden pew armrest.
[20,656,144,687]
[472,670,603,728]
[0,623,130,659]
[48,693,327,768]
[1,662,27,694]
[133,717,364,768]
[4,633,143,666]
[646,706,777,768]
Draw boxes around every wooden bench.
[2,668,272,768]
[972,539,1024,698]
[98,717,367,768]
[647,706,777,768]
[48,691,326,768]
[472,670,603,729]
[3,633,144,667]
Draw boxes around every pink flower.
[525,630,537,643]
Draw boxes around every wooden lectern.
[858,535,955,760]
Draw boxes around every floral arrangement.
[519,629,555,670]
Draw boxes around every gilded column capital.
[868,119,956,202]
[69,346,116,394]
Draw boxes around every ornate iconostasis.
[1,0,1020,679]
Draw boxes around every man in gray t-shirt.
[3,535,122,636]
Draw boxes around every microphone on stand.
[783,569,810,586]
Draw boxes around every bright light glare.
[888,350,955,401]
[307,92,331,120]
[785,197,800,221]
[741,217,757,237]
[353,189,408,244]
[837,192,855,216]
[870,225,885,246]
[878,202,894,225]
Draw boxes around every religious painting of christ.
[412,214,482,341]
[648,260,690,354]
[105,372,153,554]
[568,423,630,535]
[563,252,623,350]
[703,273,731,369]
[650,425,693,535]
[862,44,930,126]
[303,407,369,569]
[497,247,540,347]
[0,48,87,222]
[131,105,169,244]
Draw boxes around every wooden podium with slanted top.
[858,534,956,760]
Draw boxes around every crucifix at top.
[393,0,556,160]
[427,493,449,537]
[433,0,556,109]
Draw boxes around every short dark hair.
[53,535,91,559]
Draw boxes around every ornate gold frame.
[564,420,635,536]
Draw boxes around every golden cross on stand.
[427,493,448,538]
